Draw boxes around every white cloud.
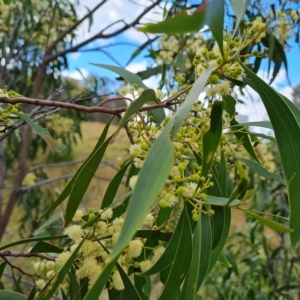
[126,61,147,73]
[61,68,89,80]
[72,0,165,44]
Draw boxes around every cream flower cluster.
[32,208,166,292]
[127,100,242,220]
[157,34,204,69]
[45,114,75,136]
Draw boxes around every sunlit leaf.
[244,66,300,248]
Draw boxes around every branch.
[1,256,38,277]
[0,87,65,142]
[0,95,176,116]
[45,0,161,62]
[0,250,55,261]
[47,0,108,53]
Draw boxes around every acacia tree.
[1,0,300,299]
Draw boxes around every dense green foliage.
[1,0,300,299]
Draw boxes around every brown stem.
[1,256,38,277]
[0,250,55,261]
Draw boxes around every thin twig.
[0,250,55,261]
[1,256,38,277]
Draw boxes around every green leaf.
[134,275,148,300]
[101,161,131,209]
[3,0,12,4]
[171,66,213,139]
[243,209,292,233]
[207,207,231,274]
[16,112,66,152]
[136,66,162,80]
[218,252,232,268]
[139,210,185,276]
[65,136,112,225]
[244,66,300,248]
[11,272,23,294]
[0,291,26,300]
[91,63,147,89]
[206,195,240,207]
[30,241,63,254]
[218,151,227,197]
[244,131,276,142]
[205,0,224,55]
[37,237,86,300]
[224,95,260,162]
[27,286,36,300]
[230,0,249,35]
[158,205,192,299]
[37,118,112,221]
[231,121,273,129]
[114,263,142,300]
[109,128,174,258]
[237,157,285,185]
[138,10,206,34]
[0,235,65,251]
[179,213,212,299]
[201,100,224,176]
[211,206,226,249]
[86,129,174,299]
[34,211,64,236]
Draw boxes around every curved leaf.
[0,235,65,251]
[101,161,131,209]
[158,206,192,299]
[139,210,185,276]
[201,100,224,176]
[65,136,113,225]
[179,213,212,299]
[207,207,231,275]
[237,157,285,185]
[29,241,63,254]
[224,95,260,162]
[243,209,292,233]
[244,66,300,248]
